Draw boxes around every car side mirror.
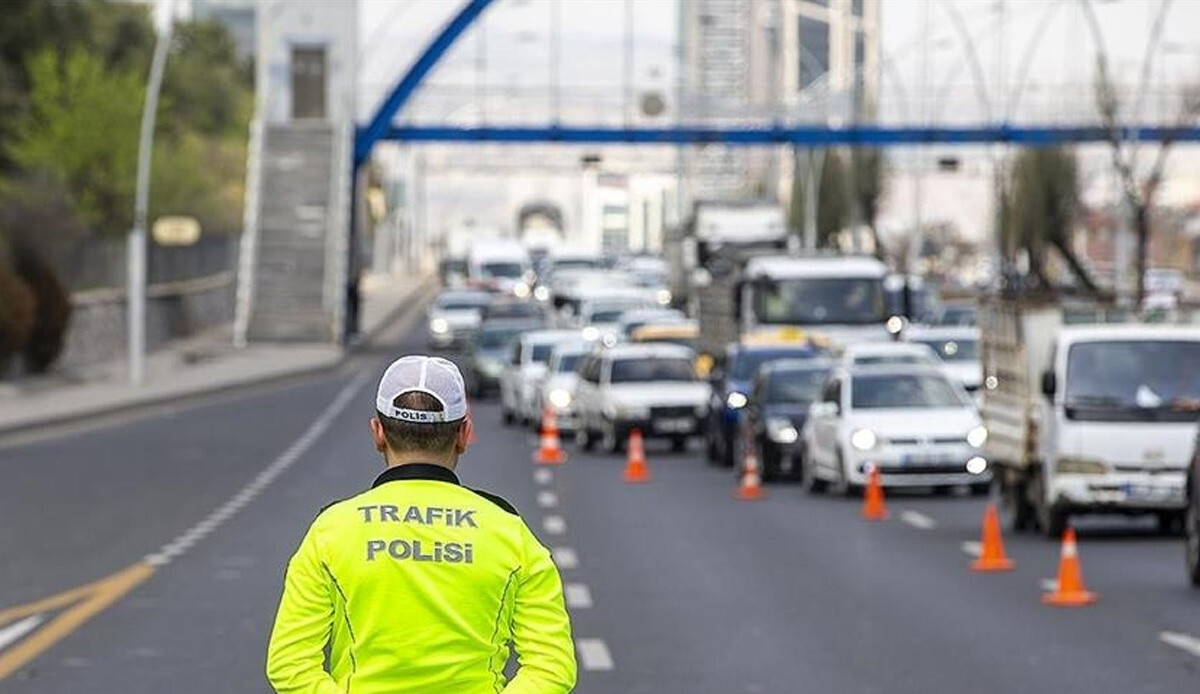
[1040,370,1057,399]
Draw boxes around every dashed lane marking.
[0,370,372,682]
[899,510,936,530]
[565,583,593,609]
[576,638,614,671]
[537,491,559,508]
[543,515,567,535]
[534,468,554,485]
[552,547,579,569]
[1159,631,1200,659]
[961,541,983,558]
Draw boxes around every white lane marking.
[144,371,372,567]
[543,515,567,535]
[899,510,936,530]
[0,615,44,652]
[537,491,559,508]
[961,541,983,558]
[1159,631,1200,659]
[534,469,554,485]
[576,638,614,671]
[552,547,579,569]
[564,583,593,609]
[1040,578,1059,592]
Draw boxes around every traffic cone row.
[622,429,651,483]
[734,442,764,501]
[861,466,889,521]
[1042,528,1097,606]
[533,407,567,465]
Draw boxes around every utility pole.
[128,0,176,385]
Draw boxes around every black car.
[739,359,831,482]
[1188,432,1200,587]
[463,319,539,398]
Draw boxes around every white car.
[500,330,580,426]
[426,289,492,349]
[905,325,982,392]
[802,365,990,495]
[573,343,711,454]
[615,307,688,341]
[575,290,659,342]
[531,340,593,433]
[838,341,941,368]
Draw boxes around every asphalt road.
[1,311,1198,693]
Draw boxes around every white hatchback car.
[499,330,580,426]
[801,365,990,495]
[838,341,941,368]
[574,343,710,454]
[531,340,593,433]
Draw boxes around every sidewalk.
[0,273,434,437]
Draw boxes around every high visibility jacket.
[266,463,576,694]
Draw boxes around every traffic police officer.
[267,356,577,693]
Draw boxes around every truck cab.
[982,300,1200,536]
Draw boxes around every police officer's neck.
[383,450,459,471]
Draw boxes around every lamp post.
[127,0,176,386]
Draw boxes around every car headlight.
[966,456,989,475]
[1056,457,1108,475]
[513,282,531,299]
[534,285,551,302]
[548,388,572,409]
[480,360,504,377]
[430,318,449,334]
[966,425,988,448]
[766,417,799,444]
[582,326,600,341]
[726,392,748,410]
[850,428,877,452]
[656,289,672,306]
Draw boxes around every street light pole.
[128,0,176,386]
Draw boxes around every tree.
[850,148,886,260]
[8,48,144,237]
[1006,147,1102,296]
[787,149,851,249]
[1084,0,1200,305]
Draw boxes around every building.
[680,0,880,212]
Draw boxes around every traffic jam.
[431,202,1200,592]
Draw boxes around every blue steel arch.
[355,0,1200,159]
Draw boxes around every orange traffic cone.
[734,442,764,500]
[622,428,651,483]
[1042,528,1097,606]
[533,407,567,465]
[970,504,1015,572]
[861,466,889,521]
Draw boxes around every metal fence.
[46,235,239,293]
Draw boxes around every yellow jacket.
[266,463,576,694]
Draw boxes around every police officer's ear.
[455,414,474,454]
[369,416,389,453]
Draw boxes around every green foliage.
[163,20,252,138]
[9,48,143,237]
[790,149,884,252]
[817,151,850,248]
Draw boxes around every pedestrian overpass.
[235,0,1200,346]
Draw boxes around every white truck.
[980,297,1200,537]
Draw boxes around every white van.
[467,240,532,295]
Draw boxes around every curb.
[0,278,436,443]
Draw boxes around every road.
[1,305,1198,693]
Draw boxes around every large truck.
[666,200,788,305]
[980,296,1200,537]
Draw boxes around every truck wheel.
[1156,511,1185,536]
[1186,496,1200,587]
[1039,505,1068,539]
[1002,477,1035,532]
[502,407,514,426]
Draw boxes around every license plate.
[1122,484,1181,501]
[901,453,957,467]
[656,418,694,433]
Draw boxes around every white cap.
[376,356,469,423]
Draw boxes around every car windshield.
[436,294,489,311]
[487,302,539,319]
[764,369,828,404]
[851,373,965,409]
[530,344,554,364]
[732,349,817,380]
[477,327,525,349]
[1064,340,1200,422]
[755,277,886,325]
[913,338,978,362]
[852,354,933,366]
[556,354,582,373]
[480,261,524,279]
[610,357,695,383]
